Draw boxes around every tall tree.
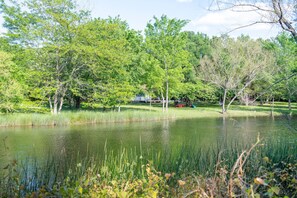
[144,15,190,112]
[182,31,216,105]
[273,33,297,110]
[75,17,138,110]
[200,36,275,113]
[0,51,23,112]
[0,0,90,114]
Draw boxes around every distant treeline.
[0,0,296,114]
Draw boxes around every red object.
[175,104,185,108]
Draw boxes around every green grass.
[0,102,295,127]
[0,110,176,127]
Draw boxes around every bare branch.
[272,0,297,38]
[209,0,297,40]
[208,1,274,13]
[225,21,276,34]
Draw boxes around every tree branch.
[209,0,297,40]
[251,72,297,103]
[225,21,276,34]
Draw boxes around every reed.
[1,137,296,197]
[0,103,290,127]
[0,110,176,127]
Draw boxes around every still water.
[0,116,296,164]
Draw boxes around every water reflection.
[0,116,296,166]
[161,120,170,149]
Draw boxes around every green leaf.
[78,186,83,194]
[254,193,261,198]
[270,186,280,195]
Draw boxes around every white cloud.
[176,0,192,3]
[0,14,5,34]
[187,3,281,38]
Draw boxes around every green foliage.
[272,33,297,106]
[144,15,191,110]
[0,51,23,112]
[79,17,138,108]
[1,1,138,112]
[0,0,296,114]
[200,35,275,112]
[252,161,297,197]
[180,81,218,103]
[98,82,135,108]
[54,164,169,197]
[0,0,91,114]
[185,31,211,73]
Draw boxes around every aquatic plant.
[0,137,296,197]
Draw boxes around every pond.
[0,116,296,166]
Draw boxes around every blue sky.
[77,0,280,38]
[0,0,281,38]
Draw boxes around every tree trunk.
[270,96,275,117]
[164,57,169,112]
[48,95,65,115]
[118,105,121,112]
[161,93,165,113]
[49,96,53,114]
[222,88,227,114]
[58,96,64,113]
[260,97,263,106]
[165,79,169,112]
[286,86,292,111]
[54,50,60,115]
[149,95,152,111]
[57,86,67,113]
[48,95,60,115]
[53,94,58,115]
[227,80,253,110]
[75,96,81,109]
[245,94,249,106]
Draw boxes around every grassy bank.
[1,138,296,197]
[0,102,295,127]
[0,110,176,127]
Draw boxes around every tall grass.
[1,137,296,197]
[0,104,287,127]
[0,110,177,127]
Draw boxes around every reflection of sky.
[0,0,280,38]
[0,116,295,167]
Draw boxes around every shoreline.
[0,104,291,128]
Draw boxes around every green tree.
[200,36,275,113]
[74,17,137,110]
[273,33,297,110]
[144,15,190,112]
[0,51,23,112]
[0,0,90,114]
[182,31,216,105]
